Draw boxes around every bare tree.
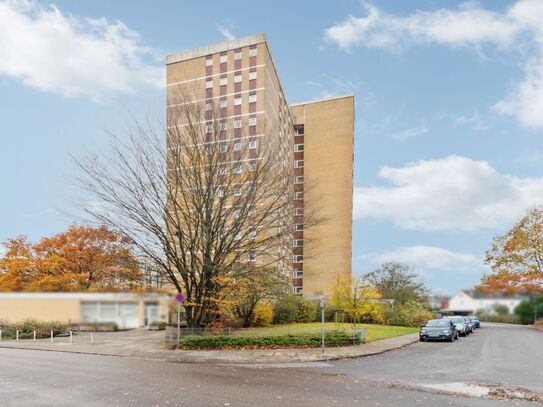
[73,89,295,327]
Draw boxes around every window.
[248,71,257,80]
[295,160,304,168]
[294,208,303,216]
[219,166,227,175]
[296,126,304,135]
[205,58,213,67]
[205,80,213,89]
[294,286,303,294]
[234,74,242,83]
[294,271,303,278]
[293,255,303,263]
[205,102,213,111]
[294,144,304,152]
[220,144,228,153]
[234,187,241,196]
[234,120,242,129]
[249,47,257,57]
[205,124,213,133]
[220,122,227,131]
[248,161,256,171]
[248,94,257,103]
[234,97,242,105]
[234,209,241,218]
[293,239,303,247]
[234,143,241,151]
[234,165,242,174]
[295,176,304,184]
[295,192,304,200]
[220,54,227,63]
[248,251,256,261]
[218,189,225,197]
[234,51,242,60]
[234,232,241,241]
[249,117,257,126]
[249,140,257,149]
[294,224,303,231]
[248,230,256,240]
[220,77,227,86]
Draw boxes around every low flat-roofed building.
[0,292,171,329]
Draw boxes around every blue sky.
[1,0,543,295]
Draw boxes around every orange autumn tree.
[0,225,143,292]
[481,207,543,294]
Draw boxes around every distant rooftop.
[166,33,267,65]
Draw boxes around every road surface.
[0,324,541,406]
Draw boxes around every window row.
[217,162,258,177]
[205,71,257,89]
[205,94,257,110]
[205,117,257,132]
[205,48,258,66]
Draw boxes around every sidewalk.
[0,329,419,364]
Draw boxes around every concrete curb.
[0,333,419,364]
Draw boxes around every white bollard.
[50,330,53,343]
[16,330,19,341]
[33,330,36,341]
[0,328,2,341]
[69,331,73,344]
[90,332,94,345]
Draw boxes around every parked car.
[468,315,480,328]
[447,316,470,336]
[464,316,475,333]
[420,319,458,342]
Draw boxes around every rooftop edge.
[166,33,268,65]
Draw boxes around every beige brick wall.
[291,96,354,297]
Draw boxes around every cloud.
[388,122,429,142]
[0,0,163,101]
[454,112,492,131]
[354,155,543,231]
[324,1,543,129]
[304,74,361,99]
[217,25,235,41]
[363,245,482,271]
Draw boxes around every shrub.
[253,304,273,327]
[272,299,297,324]
[295,298,315,323]
[177,333,359,349]
[383,301,432,327]
[514,297,543,325]
[476,313,521,324]
[0,320,68,339]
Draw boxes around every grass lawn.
[234,323,418,343]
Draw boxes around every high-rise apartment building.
[166,33,353,297]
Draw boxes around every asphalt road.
[0,324,541,406]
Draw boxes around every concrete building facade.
[165,33,354,297]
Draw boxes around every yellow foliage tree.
[330,275,383,325]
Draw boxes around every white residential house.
[444,289,529,315]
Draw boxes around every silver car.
[447,316,470,336]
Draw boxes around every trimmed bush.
[177,332,359,349]
[0,320,68,339]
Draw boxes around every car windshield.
[450,317,464,323]
[426,320,450,327]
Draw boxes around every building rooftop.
[166,33,267,65]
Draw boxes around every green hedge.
[0,320,68,339]
[177,333,359,349]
